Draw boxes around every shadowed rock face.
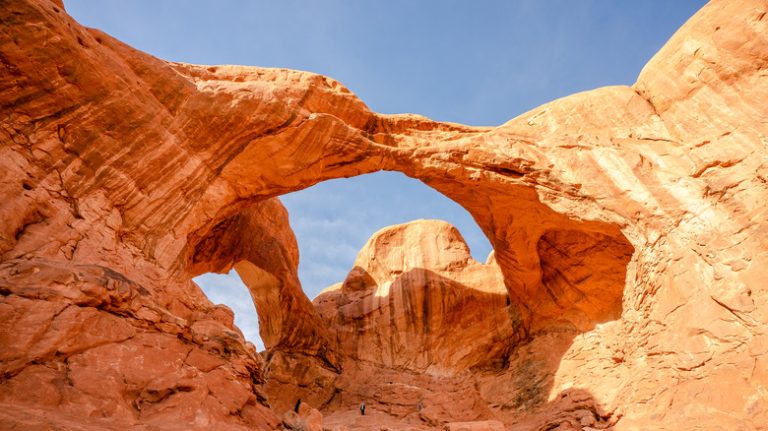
[1,0,767,429]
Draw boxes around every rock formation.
[1,0,767,430]
[261,219,629,429]
[315,220,514,373]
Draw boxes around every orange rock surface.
[315,220,514,372]
[1,0,767,430]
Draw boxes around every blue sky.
[67,0,706,348]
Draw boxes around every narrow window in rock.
[194,270,265,351]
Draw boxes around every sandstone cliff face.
[314,220,515,373]
[267,220,630,429]
[1,0,767,430]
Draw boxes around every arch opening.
[190,170,500,368]
[280,171,494,299]
[187,168,635,426]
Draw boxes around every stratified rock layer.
[0,0,767,430]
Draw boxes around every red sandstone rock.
[444,421,505,431]
[282,402,324,431]
[0,0,766,430]
[314,220,515,373]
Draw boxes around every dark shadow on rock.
[533,228,634,333]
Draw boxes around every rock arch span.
[0,0,766,429]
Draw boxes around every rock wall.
[314,220,514,373]
[0,0,766,429]
[306,219,631,429]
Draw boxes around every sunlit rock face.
[315,220,514,373]
[1,0,767,429]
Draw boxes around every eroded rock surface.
[315,220,515,373]
[262,219,630,429]
[1,0,767,429]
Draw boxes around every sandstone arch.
[1,0,767,429]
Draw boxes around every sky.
[67,0,707,348]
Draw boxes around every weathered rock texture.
[315,220,515,372]
[0,0,767,429]
[264,219,629,430]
